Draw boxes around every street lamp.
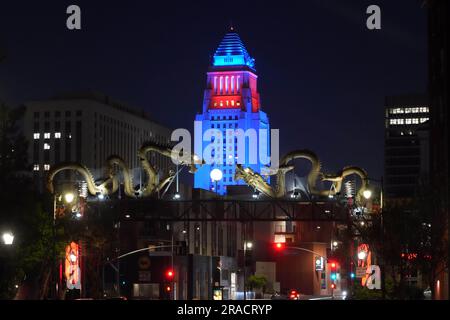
[363,189,372,200]
[210,168,223,194]
[64,192,75,204]
[2,232,14,245]
[358,250,367,260]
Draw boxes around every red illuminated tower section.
[195,31,270,195]
[202,34,260,114]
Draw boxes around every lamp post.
[242,231,253,301]
[210,168,223,195]
[361,176,385,299]
[53,191,75,299]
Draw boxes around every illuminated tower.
[194,30,270,195]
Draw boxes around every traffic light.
[329,260,338,281]
[165,269,175,280]
[331,283,336,290]
[165,284,172,292]
[273,242,285,251]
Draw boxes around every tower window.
[33,133,40,139]
[44,164,50,171]
[44,133,50,139]
[44,143,50,150]
[33,164,39,171]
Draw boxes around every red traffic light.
[165,285,171,292]
[274,242,285,251]
[166,269,174,279]
[329,260,338,269]
[331,283,336,289]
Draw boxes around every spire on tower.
[212,31,255,69]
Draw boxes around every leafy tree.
[246,275,267,298]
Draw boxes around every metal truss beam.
[88,198,350,222]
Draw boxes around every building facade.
[427,0,449,300]
[23,91,173,188]
[194,31,271,195]
[384,94,430,200]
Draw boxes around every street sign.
[356,267,366,278]
[315,256,324,271]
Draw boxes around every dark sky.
[0,0,427,179]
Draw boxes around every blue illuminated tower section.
[194,31,270,195]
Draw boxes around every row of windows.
[33,164,50,171]
[211,123,238,129]
[389,107,429,114]
[211,115,239,121]
[213,100,241,108]
[33,132,62,139]
[34,110,82,118]
[389,118,429,125]
[213,75,241,95]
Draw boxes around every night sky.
[0,0,427,180]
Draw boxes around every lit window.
[405,119,412,125]
[392,108,404,114]
[412,118,419,124]
[404,108,412,114]
[44,143,50,150]
[220,101,223,107]
[44,164,50,171]
[33,133,40,139]
[231,100,235,106]
[420,118,429,123]
[33,164,39,171]
[54,132,61,138]
[44,133,50,139]
[412,107,419,113]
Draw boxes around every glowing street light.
[210,168,223,182]
[363,189,372,200]
[2,232,14,245]
[173,192,181,200]
[64,192,75,203]
[245,242,253,250]
[358,251,367,260]
[210,168,223,195]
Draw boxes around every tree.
[0,103,59,299]
[246,275,267,298]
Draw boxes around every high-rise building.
[427,0,448,300]
[194,31,270,195]
[384,94,430,200]
[23,91,173,188]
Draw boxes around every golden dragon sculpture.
[47,142,202,198]
[234,149,368,200]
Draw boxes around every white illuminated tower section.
[194,30,270,195]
